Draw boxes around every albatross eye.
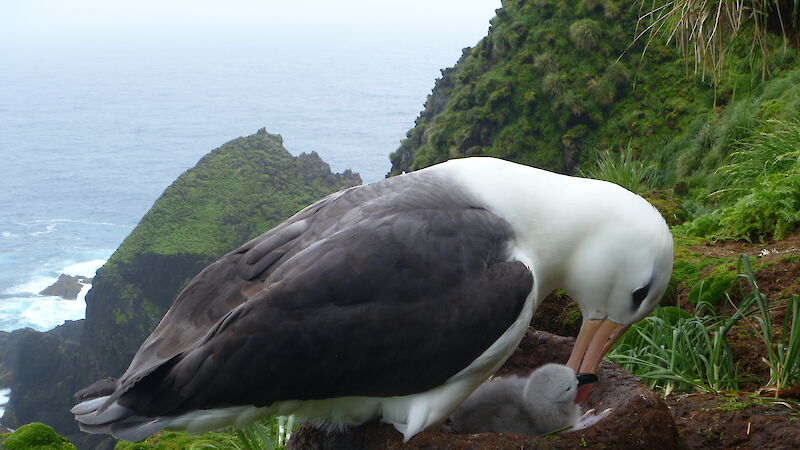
[632,285,649,311]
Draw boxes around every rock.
[287,329,680,449]
[38,274,92,300]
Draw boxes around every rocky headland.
[0,129,360,449]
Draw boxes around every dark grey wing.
[111,188,354,392]
[117,204,533,417]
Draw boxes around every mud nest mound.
[287,329,680,449]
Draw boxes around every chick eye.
[565,386,572,392]
[632,285,649,310]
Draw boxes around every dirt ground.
[666,393,800,449]
[659,230,800,448]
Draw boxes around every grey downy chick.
[449,363,581,435]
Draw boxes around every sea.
[0,26,493,333]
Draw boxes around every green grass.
[678,119,800,241]
[579,145,658,194]
[114,416,296,450]
[607,303,742,396]
[233,416,295,450]
[609,254,800,397]
[737,256,800,394]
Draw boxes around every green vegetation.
[115,130,359,261]
[608,303,741,396]
[635,0,800,85]
[579,146,658,195]
[391,0,800,245]
[234,416,295,450]
[737,256,800,394]
[115,430,240,450]
[112,416,295,450]
[1,422,76,450]
[609,255,800,397]
[678,120,800,241]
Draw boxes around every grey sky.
[2,1,500,48]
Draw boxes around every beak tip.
[576,372,599,387]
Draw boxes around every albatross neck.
[439,157,623,301]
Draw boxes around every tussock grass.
[635,0,800,85]
[569,19,603,52]
[608,303,741,396]
[609,254,800,397]
[580,146,658,195]
[716,119,800,197]
[737,256,800,395]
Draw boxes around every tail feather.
[70,396,106,415]
[72,394,172,441]
[72,396,132,425]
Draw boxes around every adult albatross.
[72,157,673,442]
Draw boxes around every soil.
[666,393,800,449]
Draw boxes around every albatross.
[72,156,673,442]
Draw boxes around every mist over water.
[0,11,495,331]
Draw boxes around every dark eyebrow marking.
[632,284,650,310]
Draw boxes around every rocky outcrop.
[288,330,680,449]
[1,129,361,448]
[39,275,92,300]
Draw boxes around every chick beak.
[566,318,628,403]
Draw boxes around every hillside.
[391,0,800,243]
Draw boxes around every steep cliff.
[391,0,800,241]
[1,129,361,448]
[390,0,705,175]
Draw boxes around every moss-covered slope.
[390,0,712,175]
[82,128,361,378]
[391,0,800,242]
[391,0,795,178]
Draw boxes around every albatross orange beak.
[566,318,629,403]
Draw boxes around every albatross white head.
[558,186,674,402]
[442,157,674,403]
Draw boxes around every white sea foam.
[0,258,105,331]
[1,231,17,238]
[30,222,57,236]
[62,259,106,278]
[1,284,88,332]
[18,286,88,329]
[27,218,127,228]
[3,275,59,296]
[0,388,9,417]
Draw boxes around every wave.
[2,275,58,296]
[2,258,106,296]
[20,218,129,228]
[0,388,9,418]
[0,257,106,331]
[30,223,56,236]
[62,259,106,278]
[0,284,89,332]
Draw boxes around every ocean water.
[0,32,489,332]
